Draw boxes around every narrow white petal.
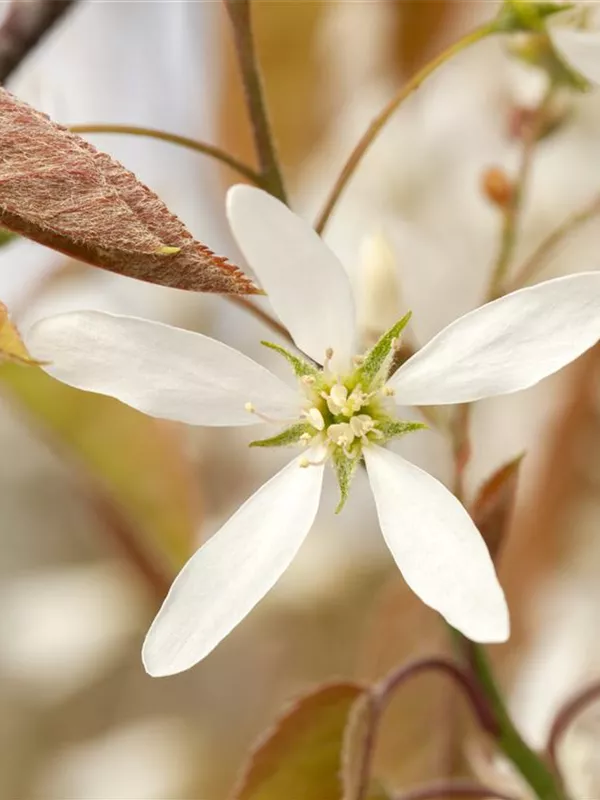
[142,455,324,676]
[27,311,300,426]
[549,27,600,84]
[388,273,600,405]
[227,185,356,371]
[364,445,509,643]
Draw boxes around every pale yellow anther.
[381,386,395,397]
[299,457,310,468]
[301,375,316,386]
[245,402,255,413]
[327,422,355,448]
[306,407,325,431]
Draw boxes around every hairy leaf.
[232,682,365,800]
[0,302,40,365]
[0,88,257,294]
[0,364,199,571]
[471,455,524,561]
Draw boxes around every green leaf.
[332,447,362,513]
[231,682,366,800]
[354,312,411,390]
[250,423,313,448]
[0,228,16,247]
[494,0,572,33]
[377,419,427,442]
[0,302,41,366]
[0,366,199,571]
[261,340,319,378]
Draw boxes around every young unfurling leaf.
[0,88,257,295]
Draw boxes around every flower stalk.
[315,21,496,234]
[223,0,287,203]
[465,642,568,800]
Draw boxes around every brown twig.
[351,656,498,800]
[488,88,554,299]
[228,295,292,344]
[223,0,287,203]
[546,680,600,774]
[315,23,494,235]
[0,0,75,83]
[392,779,519,800]
[507,194,600,294]
[69,124,264,186]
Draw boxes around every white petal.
[27,310,300,426]
[142,455,324,676]
[227,185,356,371]
[549,26,600,84]
[388,273,600,405]
[364,445,509,643]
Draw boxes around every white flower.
[26,185,600,676]
[545,3,600,84]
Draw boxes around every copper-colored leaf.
[232,682,365,800]
[471,456,524,562]
[0,302,40,365]
[0,88,257,294]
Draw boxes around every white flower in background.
[26,186,600,676]
[544,2,600,84]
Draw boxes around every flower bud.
[481,167,514,209]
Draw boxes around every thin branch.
[546,680,600,774]
[392,779,519,800]
[223,0,287,203]
[228,295,292,344]
[487,87,554,299]
[0,0,75,83]
[507,194,600,294]
[351,656,498,800]
[69,124,263,186]
[315,23,494,235]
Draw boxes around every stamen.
[304,407,325,431]
[381,386,395,397]
[245,402,298,425]
[299,455,328,468]
[323,347,335,374]
[301,375,316,386]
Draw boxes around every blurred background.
[2,0,600,797]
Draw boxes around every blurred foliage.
[0,364,200,575]
[0,302,41,365]
[231,682,365,800]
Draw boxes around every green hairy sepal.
[261,341,319,378]
[332,447,362,514]
[250,423,314,449]
[377,419,427,442]
[354,311,412,390]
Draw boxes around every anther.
[381,386,395,397]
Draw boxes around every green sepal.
[377,419,427,442]
[261,341,319,378]
[250,423,313,449]
[354,312,412,390]
[494,0,573,33]
[332,447,362,514]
